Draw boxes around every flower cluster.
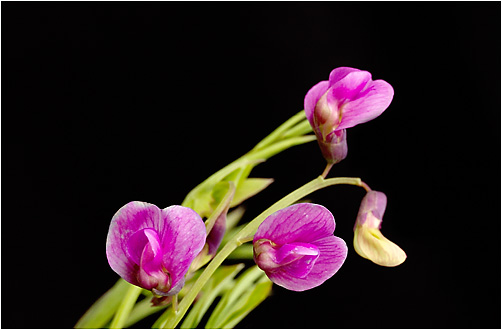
[96,66,406,329]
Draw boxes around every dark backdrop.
[2,2,500,329]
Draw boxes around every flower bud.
[353,191,406,267]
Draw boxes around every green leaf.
[75,279,131,329]
[230,178,274,208]
[207,181,235,234]
[219,279,272,329]
[227,244,254,260]
[205,266,269,329]
[225,206,245,231]
[124,297,166,328]
[253,110,307,150]
[109,283,142,329]
[180,264,245,329]
[247,135,317,162]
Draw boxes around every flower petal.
[337,79,394,130]
[329,70,372,102]
[266,236,347,291]
[160,205,206,295]
[328,67,363,85]
[106,201,163,286]
[254,203,335,246]
[304,80,330,124]
[354,225,406,267]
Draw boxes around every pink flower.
[106,202,206,297]
[304,67,394,164]
[253,203,347,291]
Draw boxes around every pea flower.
[106,202,206,297]
[253,203,347,291]
[304,67,394,164]
[353,191,406,267]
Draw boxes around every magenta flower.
[304,67,394,164]
[106,202,206,297]
[253,203,347,291]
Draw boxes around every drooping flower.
[106,202,206,298]
[304,67,394,164]
[353,191,406,267]
[253,203,347,291]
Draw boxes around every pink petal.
[160,205,206,295]
[106,201,163,286]
[337,80,394,130]
[254,203,335,246]
[328,67,363,84]
[304,80,330,124]
[329,70,372,102]
[266,236,347,291]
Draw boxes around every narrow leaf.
[180,264,245,329]
[220,279,273,329]
[205,266,266,329]
[124,297,166,328]
[230,178,274,208]
[253,110,307,150]
[75,279,130,329]
[108,283,142,329]
[227,244,254,260]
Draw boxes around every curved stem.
[321,163,334,179]
[159,175,365,328]
[360,181,371,192]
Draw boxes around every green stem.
[159,175,364,328]
[321,163,334,179]
[253,110,307,150]
[109,284,142,329]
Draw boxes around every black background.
[2,2,501,329]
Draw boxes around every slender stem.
[159,175,365,328]
[321,163,334,179]
[253,110,307,150]
[360,181,371,192]
[109,284,142,329]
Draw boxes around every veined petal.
[160,206,206,295]
[304,80,330,125]
[330,70,372,102]
[254,203,335,246]
[266,236,347,291]
[337,79,394,130]
[106,201,163,286]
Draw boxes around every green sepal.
[230,178,274,208]
[180,264,245,329]
[74,279,131,329]
[205,266,271,329]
